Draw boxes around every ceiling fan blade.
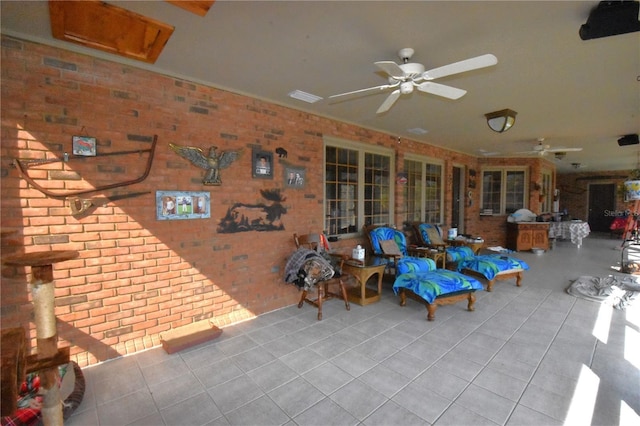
[328,83,398,101]
[422,54,498,80]
[376,89,401,114]
[417,82,467,99]
[375,61,405,79]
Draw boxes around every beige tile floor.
[67,233,640,425]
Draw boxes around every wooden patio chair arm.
[327,251,349,259]
[407,246,431,257]
[427,243,449,250]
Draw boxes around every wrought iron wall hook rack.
[12,135,158,199]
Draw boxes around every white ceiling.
[2,1,639,173]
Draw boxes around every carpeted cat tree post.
[3,250,79,426]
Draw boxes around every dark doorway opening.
[588,183,615,232]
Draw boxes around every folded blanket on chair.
[284,248,334,290]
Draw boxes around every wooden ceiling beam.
[165,1,215,17]
[49,0,174,64]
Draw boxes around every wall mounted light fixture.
[485,109,517,133]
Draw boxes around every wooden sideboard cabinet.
[506,222,550,251]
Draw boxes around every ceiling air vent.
[407,128,428,135]
[288,90,323,104]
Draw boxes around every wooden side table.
[3,250,79,426]
[465,241,484,254]
[409,247,446,268]
[448,239,484,255]
[341,257,387,306]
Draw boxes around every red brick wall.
[557,170,630,223]
[475,157,554,246]
[0,36,537,366]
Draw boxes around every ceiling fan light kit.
[485,109,517,133]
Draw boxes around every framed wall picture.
[284,166,306,188]
[252,149,273,179]
[72,136,97,156]
[156,191,210,220]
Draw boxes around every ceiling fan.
[329,48,498,114]
[516,138,583,156]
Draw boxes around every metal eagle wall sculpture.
[169,143,242,185]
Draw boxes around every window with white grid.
[325,138,393,236]
[403,156,443,224]
[481,168,527,215]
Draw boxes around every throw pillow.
[425,227,444,245]
[380,239,402,256]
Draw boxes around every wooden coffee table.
[341,257,387,306]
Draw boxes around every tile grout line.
[424,286,558,425]
[430,286,542,425]
[501,290,579,425]
[356,283,534,424]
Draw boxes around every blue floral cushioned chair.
[364,225,425,275]
[392,257,484,321]
[410,222,472,265]
[413,223,447,249]
[451,246,530,292]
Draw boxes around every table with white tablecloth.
[548,221,591,247]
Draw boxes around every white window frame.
[324,137,395,237]
[480,167,528,215]
[541,169,553,213]
[403,153,445,225]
